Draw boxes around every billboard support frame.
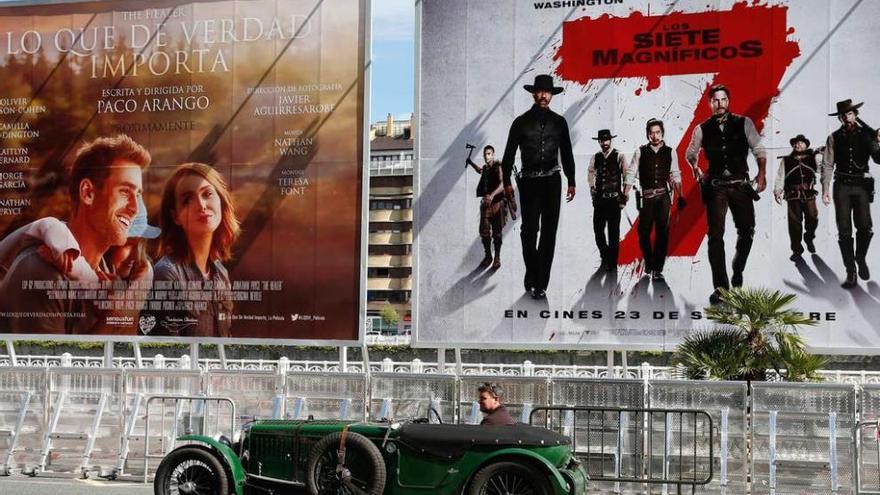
[5,341,16,366]
[103,342,113,368]
[133,343,143,369]
[361,343,370,379]
[189,344,199,371]
[340,346,348,373]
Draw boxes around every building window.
[367,291,389,302]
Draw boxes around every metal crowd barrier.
[649,380,749,494]
[1,363,880,493]
[531,406,714,494]
[856,421,880,494]
[0,368,46,476]
[856,385,880,494]
[751,382,856,495]
[284,371,366,421]
[551,378,646,493]
[42,367,124,477]
[142,395,235,483]
[119,369,203,477]
[369,372,456,423]
[206,369,284,421]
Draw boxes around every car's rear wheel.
[154,447,230,495]
[467,461,552,495]
[306,431,386,495]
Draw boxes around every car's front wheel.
[467,461,552,495]
[306,431,386,495]
[154,447,230,495]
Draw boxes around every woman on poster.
[149,163,240,337]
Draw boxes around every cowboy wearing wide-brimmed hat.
[822,98,880,288]
[591,129,617,141]
[588,129,628,272]
[828,99,864,117]
[774,134,820,262]
[500,73,576,299]
[523,74,564,95]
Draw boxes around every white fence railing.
[1,352,879,383]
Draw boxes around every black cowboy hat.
[591,129,617,141]
[789,134,810,147]
[829,99,864,116]
[523,74,563,95]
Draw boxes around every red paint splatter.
[553,3,800,263]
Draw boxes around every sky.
[370,0,415,123]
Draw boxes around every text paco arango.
[504,309,838,321]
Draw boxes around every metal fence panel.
[551,377,646,408]
[649,380,748,494]
[369,373,457,423]
[119,369,204,476]
[551,378,645,493]
[457,376,550,425]
[43,368,125,474]
[0,368,46,473]
[856,385,880,493]
[751,382,856,495]
[142,395,236,481]
[284,372,366,421]
[124,369,203,398]
[206,369,284,421]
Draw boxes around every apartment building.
[367,114,413,333]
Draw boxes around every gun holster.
[699,177,711,204]
[635,189,642,211]
[866,176,876,203]
[741,182,761,202]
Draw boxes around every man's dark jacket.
[481,404,515,425]
[501,105,576,187]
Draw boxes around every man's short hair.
[646,118,665,135]
[478,382,504,400]
[708,84,730,99]
[68,135,151,212]
[483,145,495,153]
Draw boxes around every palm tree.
[674,287,826,381]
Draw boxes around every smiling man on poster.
[0,135,150,334]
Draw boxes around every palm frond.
[673,328,751,380]
[770,332,829,382]
[681,287,824,382]
[705,287,817,332]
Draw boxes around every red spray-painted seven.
[554,2,800,264]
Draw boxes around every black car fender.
[463,449,570,495]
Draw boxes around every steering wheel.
[428,404,443,424]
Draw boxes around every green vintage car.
[153,417,588,495]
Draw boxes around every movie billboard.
[415,0,880,351]
[0,0,367,342]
